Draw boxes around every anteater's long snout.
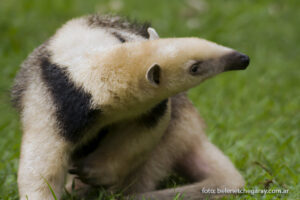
[223,52,250,71]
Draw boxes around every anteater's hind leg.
[134,141,245,200]
[130,93,244,199]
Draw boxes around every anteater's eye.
[189,61,203,75]
[191,64,198,73]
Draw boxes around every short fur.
[12,15,249,200]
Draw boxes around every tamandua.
[11,15,250,199]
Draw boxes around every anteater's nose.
[239,53,250,68]
[224,52,250,71]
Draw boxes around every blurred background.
[0,0,299,199]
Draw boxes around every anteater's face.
[116,38,250,104]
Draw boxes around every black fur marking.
[112,32,126,43]
[87,15,150,38]
[138,99,168,128]
[71,127,109,160]
[40,56,100,142]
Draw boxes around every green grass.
[0,0,299,199]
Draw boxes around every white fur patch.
[49,18,118,67]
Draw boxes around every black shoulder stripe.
[112,32,126,43]
[138,99,169,128]
[40,56,100,142]
[71,127,109,160]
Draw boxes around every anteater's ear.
[147,27,159,40]
[146,64,161,86]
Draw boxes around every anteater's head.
[130,37,249,93]
[96,36,250,112]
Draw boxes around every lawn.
[0,0,299,199]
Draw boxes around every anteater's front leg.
[18,131,69,200]
[17,82,71,200]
